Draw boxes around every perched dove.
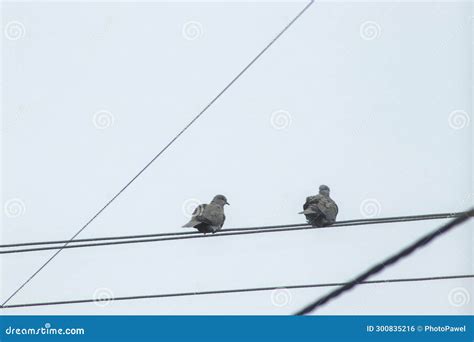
[182,195,229,234]
[299,185,338,227]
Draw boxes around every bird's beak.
[226,201,230,206]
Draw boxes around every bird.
[182,194,230,234]
[299,185,338,227]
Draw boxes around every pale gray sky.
[1,1,472,315]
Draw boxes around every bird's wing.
[299,207,320,215]
[182,218,202,228]
[317,197,338,221]
[303,195,320,210]
[303,197,311,210]
[192,204,207,217]
[182,204,210,228]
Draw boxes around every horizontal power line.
[0,212,467,255]
[295,208,474,315]
[0,212,462,249]
[2,274,472,309]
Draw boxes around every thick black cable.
[0,1,315,307]
[1,274,471,309]
[294,208,474,315]
[1,212,466,255]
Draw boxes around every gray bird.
[182,194,229,234]
[299,185,338,227]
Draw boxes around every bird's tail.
[182,219,200,228]
[298,208,317,215]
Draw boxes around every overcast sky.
[1,0,472,315]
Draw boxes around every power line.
[2,274,471,309]
[0,212,465,255]
[0,212,462,249]
[294,208,474,315]
[0,1,315,307]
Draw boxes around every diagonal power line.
[1,1,315,307]
[294,208,474,315]
[1,274,471,309]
